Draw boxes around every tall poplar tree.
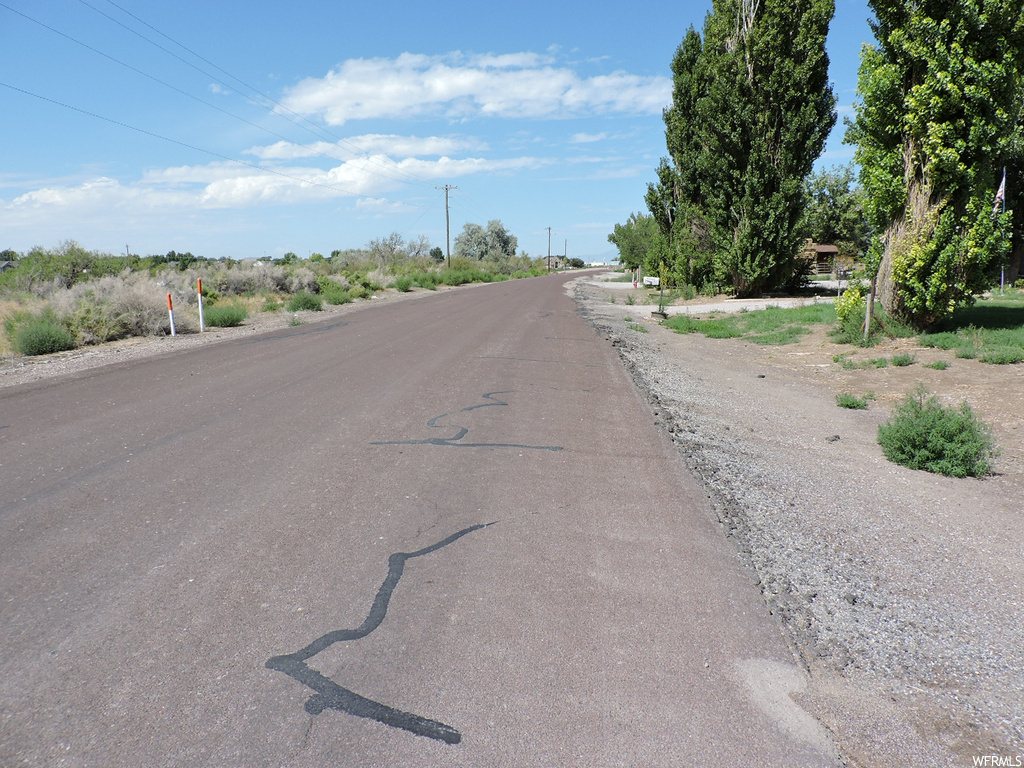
[648,0,836,297]
[847,1,1024,330]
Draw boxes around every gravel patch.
[574,279,1024,767]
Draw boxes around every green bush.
[204,303,248,327]
[287,291,322,312]
[891,352,916,367]
[8,311,77,356]
[978,346,1024,365]
[877,385,996,478]
[394,276,414,292]
[924,360,950,370]
[836,392,868,409]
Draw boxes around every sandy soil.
[4,275,1023,765]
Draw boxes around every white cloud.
[244,134,487,161]
[571,132,608,144]
[281,51,670,125]
[3,150,550,221]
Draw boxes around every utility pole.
[546,227,552,273]
[436,185,457,268]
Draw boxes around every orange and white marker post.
[167,293,176,337]
[197,278,205,333]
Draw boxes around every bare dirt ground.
[4,275,1023,765]
[576,275,1024,767]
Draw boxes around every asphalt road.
[0,273,840,766]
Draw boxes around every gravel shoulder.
[5,276,1022,765]
[574,276,1024,767]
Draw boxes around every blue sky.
[0,0,873,262]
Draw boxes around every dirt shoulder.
[575,277,1024,767]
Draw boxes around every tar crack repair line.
[371,391,562,451]
[266,523,494,745]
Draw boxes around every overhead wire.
[83,0,433,186]
[0,1,427,192]
[0,81,369,199]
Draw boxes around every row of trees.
[620,0,1024,330]
[2,219,532,287]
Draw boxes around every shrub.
[978,346,1024,365]
[394,276,414,292]
[287,291,323,312]
[877,385,996,477]
[924,360,950,370]
[204,303,248,327]
[891,352,916,367]
[836,392,868,409]
[8,311,77,356]
[834,283,865,325]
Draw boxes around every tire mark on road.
[371,391,563,451]
[266,523,493,744]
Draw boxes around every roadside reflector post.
[167,293,176,337]
[197,278,205,333]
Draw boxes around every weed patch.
[836,392,869,409]
[287,292,323,312]
[204,303,248,327]
[877,385,996,477]
[6,310,77,356]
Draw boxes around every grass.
[919,291,1024,365]
[203,303,248,328]
[287,291,323,312]
[836,392,869,409]
[877,384,996,477]
[626,322,648,333]
[663,303,835,346]
[924,360,950,370]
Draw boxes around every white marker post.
[167,293,176,337]
[197,278,205,332]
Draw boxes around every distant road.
[0,273,839,766]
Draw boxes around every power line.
[0,1,427,190]
[83,0,431,186]
[0,80,372,199]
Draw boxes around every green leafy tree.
[800,164,873,256]
[847,0,1024,330]
[649,0,836,297]
[608,213,660,271]
[429,246,445,263]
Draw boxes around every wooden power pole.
[436,185,457,268]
